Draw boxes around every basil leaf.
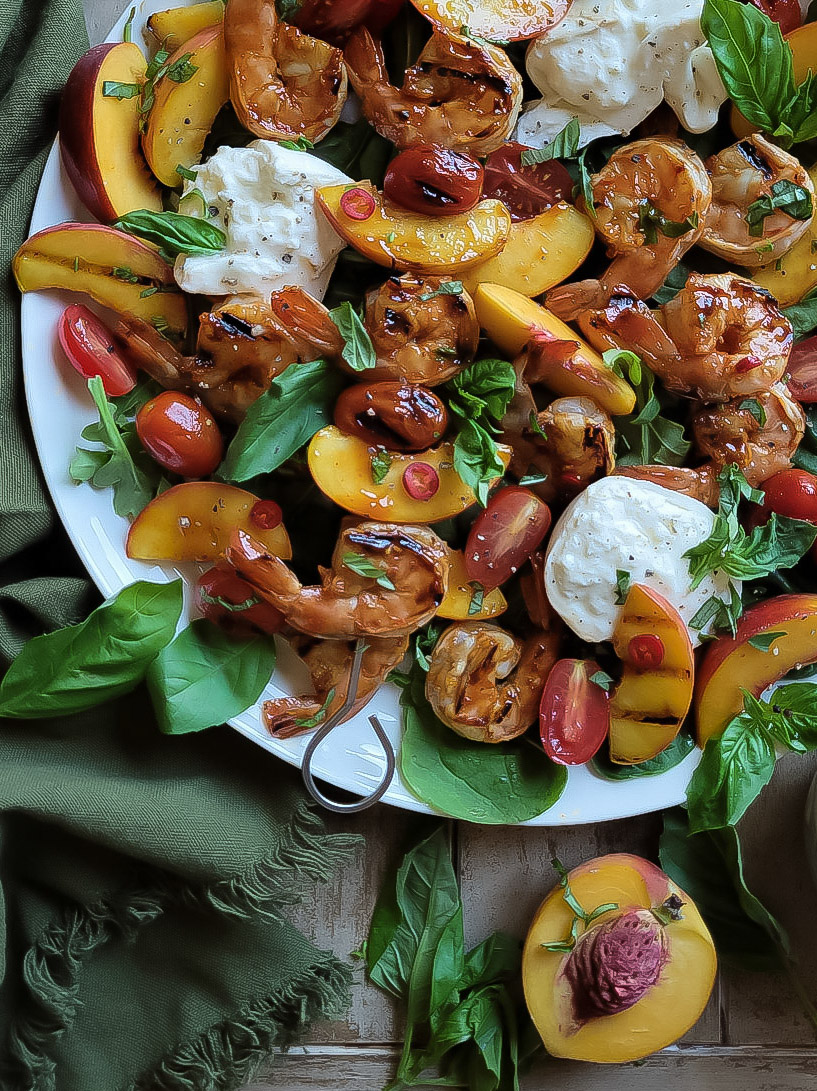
[115,209,226,258]
[659,808,789,972]
[102,80,141,99]
[747,630,785,651]
[329,300,376,371]
[738,397,767,426]
[652,262,691,305]
[467,581,485,616]
[342,551,396,590]
[166,53,198,83]
[0,580,183,718]
[637,202,699,244]
[520,117,580,165]
[783,286,817,340]
[610,353,691,466]
[614,568,631,605]
[453,418,506,508]
[219,358,344,481]
[399,671,567,823]
[446,358,517,425]
[146,619,277,734]
[590,733,696,780]
[750,683,817,750]
[419,281,464,302]
[576,146,595,216]
[123,5,135,42]
[370,448,392,484]
[746,180,813,236]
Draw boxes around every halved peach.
[411,0,570,41]
[142,25,229,188]
[316,183,511,274]
[523,854,717,1063]
[127,482,291,562]
[13,224,187,336]
[608,585,694,765]
[147,1,224,52]
[461,204,594,298]
[59,43,162,223]
[307,425,512,523]
[438,549,507,620]
[695,593,817,748]
[474,284,636,417]
[754,162,817,306]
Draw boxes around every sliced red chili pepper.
[340,187,376,221]
[628,633,665,669]
[402,462,440,501]
[250,500,283,531]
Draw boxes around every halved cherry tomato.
[482,142,574,222]
[539,658,610,766]
[464,486,552,590]
[58,304,136,397]
[787,337,817,402]
[136,392,223,478]
[742,0,802,33]
[292,0,403,43]
[384,145,484,217]
[196,564,285,637]
[748,468,817,560]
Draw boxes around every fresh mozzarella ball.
[517,0,726,149]
[544,477,739,646]
[175,140,352,300]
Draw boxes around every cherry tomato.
[292,0,403,44]
[786,337,817,402]
[464,486,552,590]
[58,304,137,397]
[136,392,223,478]
[482,142,574,222]
[742,0,802,34]
[748,468,817,560]
[540,658,610,766]
[384,145,484,217]
[196,564,285,637]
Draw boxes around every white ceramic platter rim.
[20,0,700,825]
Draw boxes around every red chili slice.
[628,634,665,669]
[250,500,283,531]
[340,187,376,221]
[402,462,440,501]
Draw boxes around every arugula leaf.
[146,619,277,734]
[520,117,581,165]
[783,286,817,340]
[608,350,691,466]
[342,552,396,590]
[114,209,226,260]
[0,580,183,718]
[329,300,376,371]
[746,180,813,235]
[219,358,344,482]
[102,80,141,99]
[590,733,696,780]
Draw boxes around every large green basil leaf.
[146,619,277,734]
[686,714,776,832]
[115,209,226,258]
[0,580,183,718]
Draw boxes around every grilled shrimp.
[227,522,450,639]
[360,273,479,385]
[700,134,815,268]
[263,634,409,738]
[548,138,711,313]
[344,28,522,156]
[691,383,806,487]
[578,276,792,402]
[425,620,560,744]
[225,0,347,144]
[614,464,719,508]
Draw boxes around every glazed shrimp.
[578,276,792,402]
[227,522,450,639]
[425,620,560,743]
[614,465,719,508]
[263,634,409,738]
[691,383,806,487]
[225,0,347,144]
[700,134,815,268]
[360,273,479,385]
[547,138,711,313]
[344,28,522,156]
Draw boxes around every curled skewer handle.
[300,639,396,813]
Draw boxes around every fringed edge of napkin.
[5,803,361,1091]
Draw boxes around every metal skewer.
[300,639,396,814]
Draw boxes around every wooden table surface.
[78,3,817,1086]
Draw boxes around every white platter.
[20,0,700,824]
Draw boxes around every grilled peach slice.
[147,1,224,51]
[412,0,570,41]
[608,585,694,765]
[438,549,507,620]
[127,482,291,562]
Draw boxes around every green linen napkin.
[0,3,359,1089]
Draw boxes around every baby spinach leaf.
[328,300,376,371]
[0,580,183,718]
[590,732,695,780]
[146,620,277,734]
[219,358,344,482]
[520,117,580,165]
[114,209,226,259]
[398,672,567,824]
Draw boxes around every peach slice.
[316,183,511,274]
[142,25,230,188]
[608,585,694,765]
[437,549,507,620]
[411,0,570,42]
[147,1,224,52]
[13,224,187,337]
[127,482,292,562]
[523,854,717,1063]
[474,283,636,417]
[59,43,162,223]
[307,425,511,523]
[461,204,594,298]
[695,593,817,748]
